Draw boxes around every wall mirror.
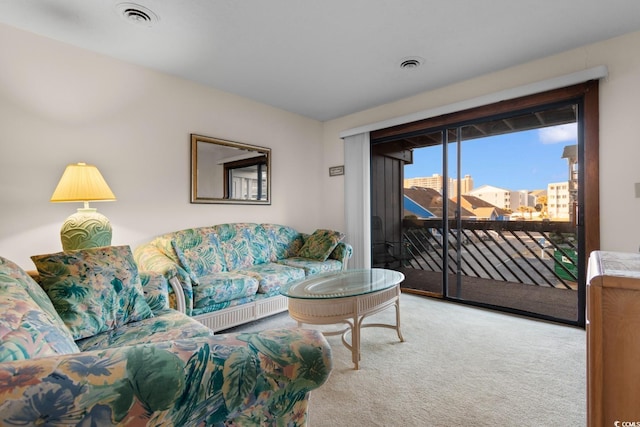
[191,134,271,204]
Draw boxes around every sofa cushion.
[215,223,271,270]
[0,256,79,361]
[243,262,306,294]
[297,229,345,261]
[278,257,344,276]
[261,224,305,262]
[194,272,260,308]
[170,227,227,277]
[75,309,213,351]
[31,245,154,340]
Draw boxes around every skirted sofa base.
[188,291,289,332]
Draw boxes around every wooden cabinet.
[587,251,640,427]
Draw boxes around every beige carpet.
[223,293,586,426]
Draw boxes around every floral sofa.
[0,246,333,426]
[134,223,352,331]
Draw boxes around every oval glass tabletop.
[280,268,405,299]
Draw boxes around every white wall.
[322,30,640,255]
[0,23,325,269]
[3,23,640,269]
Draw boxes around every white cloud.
[538,123,577,144]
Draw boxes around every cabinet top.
[588,251,640,287]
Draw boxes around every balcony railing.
[395,218,578,289]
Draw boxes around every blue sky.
[404,123,577,191]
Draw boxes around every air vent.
[399,56,424,70]
[116,2,159,27]
[123,8,150,22]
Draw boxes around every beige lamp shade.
[51,163,116,251]
[50,162,116,203]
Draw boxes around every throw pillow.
[31,245,153,340]
[153,237,201,286]
[297,229,345,261]
[171,228,227,277]
[171,240,201,286]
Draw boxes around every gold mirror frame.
[191,134,271,204]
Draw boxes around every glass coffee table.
[280,268,405,370]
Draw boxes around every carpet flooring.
[223,292,586,426]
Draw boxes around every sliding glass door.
[376,98,586,325]
[449,105,579,323]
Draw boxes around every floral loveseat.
[134,223,352,331]
[0,246,333,426]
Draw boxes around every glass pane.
[401,103,580,322]
[229,164,268,200]
[402,130,445,296]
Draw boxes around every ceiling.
[1,1,640,122]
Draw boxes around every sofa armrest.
[329,242,353,270]
[134,245,194,315]
[0,328,332,426]
[168,276,187,313]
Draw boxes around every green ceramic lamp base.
[60,208,112,251]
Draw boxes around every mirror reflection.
[191,134,271,204]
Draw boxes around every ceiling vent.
[399,56,424,70]
[116,3,159,27]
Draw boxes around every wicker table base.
[286,282,403,370]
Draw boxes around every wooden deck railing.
[396,218,578,289]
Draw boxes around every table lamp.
[50,162,116,251]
